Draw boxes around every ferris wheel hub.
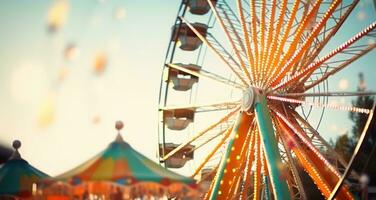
[241,87,262,113]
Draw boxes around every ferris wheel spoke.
[269,0,344,88]
[187,129,226,155]
[277,116,333,197]
[236,0,256,81]
[215,0,248,54]
[161,100,240,113]
[276,115,354,199]
[286,111,353,179]
[249,0,261,83]
[274,111,355,199]
[253,132,262,199]
[267,0,317,84]
[208,112,254,199]
[273,21,376,91]
[161,107,240,162]
[300,148,354,200]
[274,110,342,177]
[198,165,219,185]
[219,118,255,199]
[208,0,253,84]
[294,0,360,74]
[259,0,276,82]
[289,0,319,71]
[266,7,311,85]
[265,0,302,87]
[288,45,372,92]
[272,91,376,98]
[203,163,219,200]
[261,0,288,86]
[239,127,256,200]
[206,33,251,85]
[262,151,272,200]
[275,120,307,200]
[303,43,376,91]
[290,110,352,172]
[268,95,372,114]
[179,17,250,87]
[191,126,233,178]
[258,0,266,77]
[226,131,253,198]
[166,63,245,90]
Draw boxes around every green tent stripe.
[105,142,164,182]
[0,159,48,195]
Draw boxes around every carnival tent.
[47,121,198,199]
[0,140,49,198]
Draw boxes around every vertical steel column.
[254,95,291,200]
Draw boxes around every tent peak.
[9,140,22,160]
[115,133,124,143]
[115,120,125,142]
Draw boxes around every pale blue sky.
[0,0,181,175]
[0,0,375,176]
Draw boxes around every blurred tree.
[297,167,325,200]
[333,72,376,199]
[333,133,354,162]
[347,73,376,184]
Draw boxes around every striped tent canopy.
[0,140,49,198]
[47,122,198,198]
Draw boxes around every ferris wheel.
[158,0,376,199]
